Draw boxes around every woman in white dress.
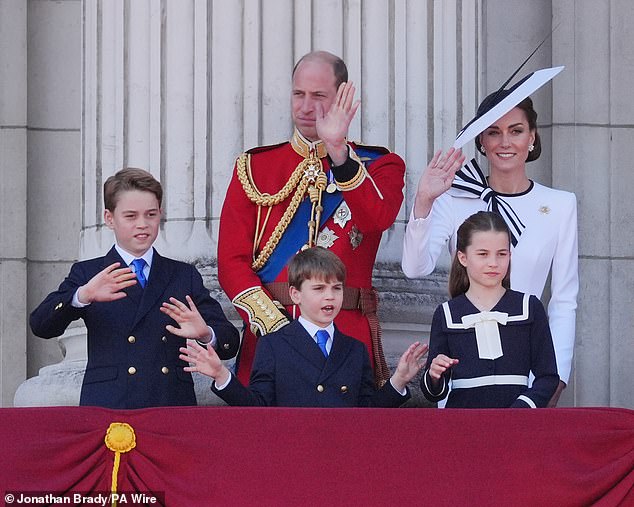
[402,90,578,406]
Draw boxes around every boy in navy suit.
[30,168,239,408]
[179,247,427,407]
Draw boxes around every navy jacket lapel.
[132,249,172,328]
[103,247,142,305]
[318,326,354,382]
[282,320,328,369]
[96,247,143,328]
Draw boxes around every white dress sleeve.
[402,192,456,278]
[546,192,579,384]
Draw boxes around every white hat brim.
[453,66,565,149]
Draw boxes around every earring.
[479,146,486,154]
[528,144,534,152]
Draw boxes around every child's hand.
[77,262,137,303]
[429,354,459,380]
[391,341,429,392]
[161,295,211,341]
[179,340,229,384]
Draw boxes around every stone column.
[553,0,634,408]
[0,0,27,406]
[16,0,82,406]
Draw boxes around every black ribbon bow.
[451,158,526,247]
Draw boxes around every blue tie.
[315,330,329,357]
[131,258,147,288]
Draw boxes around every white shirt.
[298,316,334,355]
[402,181,579,384]
[114,244,153,280]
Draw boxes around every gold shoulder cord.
[236,152,326,272]
[236,153,305,207]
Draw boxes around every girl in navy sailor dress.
[420,211,559,408]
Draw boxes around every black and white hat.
[453,66,563,150]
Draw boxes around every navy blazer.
[212,320,409,407]
[30,247,239,409]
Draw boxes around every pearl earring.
[528,144,534,152]
[479,146,486,154]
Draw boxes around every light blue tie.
[131,258,147,288]
[315,330,329,357]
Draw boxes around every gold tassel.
[104,422,137,507]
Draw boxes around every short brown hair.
[103,168,163,212]
[449,211,511,298]
[288,247,346,289]
[292,50,348,89]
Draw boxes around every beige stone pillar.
[0,0,27,406]
[553,0,634,408]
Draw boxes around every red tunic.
[218,131,405,385]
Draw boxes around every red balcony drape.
[1,406,632,506]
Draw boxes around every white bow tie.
[461,311,509,360]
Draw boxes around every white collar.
[298,316,335,341]
[115,244,154,268]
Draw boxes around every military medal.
[316,227,339,249]
[303,163,319,183]
[326,182,337,193]
[348,225,363,250]
[333,202,352,228]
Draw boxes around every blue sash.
[257,189,343,283]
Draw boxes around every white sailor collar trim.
[442,293,531,329]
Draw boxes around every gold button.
[161,367,169,375]
[223,343,230,350]
[340,385,348,393]
[161,336,167,343]
[55,302,63,310]
[128,367,137,375]
[317,385,324,393]
[128,335,136,344]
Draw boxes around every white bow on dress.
[461,311,509,360]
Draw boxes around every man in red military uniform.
[218,51,405,386]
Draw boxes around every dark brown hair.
[288,247,346,289]
[292,50,348,89]
[449,211,511,298]
[103,168,163,212]
[475,95,541,162]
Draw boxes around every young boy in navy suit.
[179,247,427,407]
[30,168,239,409]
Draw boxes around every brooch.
[539,205,550,215]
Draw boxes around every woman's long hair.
[449,211,512,298]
